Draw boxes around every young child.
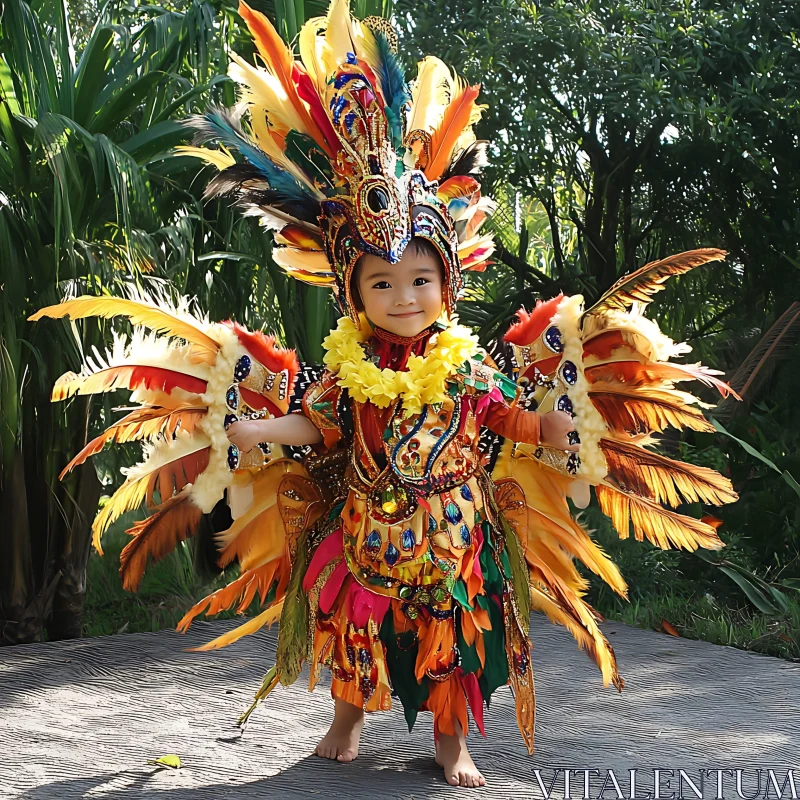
[33,0,736,790]
[225,237,578,786]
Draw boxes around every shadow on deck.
[1,615,798,798]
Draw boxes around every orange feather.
[585,361,737,398]
[596,483,725,552]
[599,437,738,507]
[119,491,203,592]
[589,388,715,435]
[424,82,482,181]
[237,1,334,158]
[59,406,206,479]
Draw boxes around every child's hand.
[540,410,581,452]
[226,419,268,452]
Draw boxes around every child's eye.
[413,277,429,286]
[372,281,391,289]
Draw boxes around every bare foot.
[314,697,365,763]
[434,720,486,787]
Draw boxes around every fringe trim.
[551,295,608,482]
[191,323,247,512]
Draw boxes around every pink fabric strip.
[303,528,344,592]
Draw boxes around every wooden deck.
[1,615,798,798]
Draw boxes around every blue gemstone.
[562,360,578,385]
[444,502,462,524]
[557,395,574,414]
[385,543,399,566]
[224,413,238,430]
[225,384,239,411]
[234,354,251,382]
[346,51,358,65]
[544,325,564,353]
[459,524,472,546]
[366,530,382,551]
[427,515,437,533]
[401,529,415,551]
[460,484,473,502]
[227,444,240,470]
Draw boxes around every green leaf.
[74,26,115,126]
[717,566,780,616]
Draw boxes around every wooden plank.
[1,616,798,798]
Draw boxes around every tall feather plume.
[441,140,490,181]
[370,28,408,148]
[596,483,725,552]
[406,56,452,135]
[424,80,483,181]
[186,107,319,210]
[237,0,336,158]
[584,249,727,316]
[599,437,738,507]
[119,490,203,592]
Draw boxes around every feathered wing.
[33,290,301,592]
[495,250,739,680]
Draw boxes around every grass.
[83,510,242,639]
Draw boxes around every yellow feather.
[29,296,221,354]
[596,483,725,551]
[173,144,236,171]
[322,0,354,83]
[272,246,334,274]
[229,52,308,137]
[299,15,328,95]
[186,601,285,652]
[406,56,453,134]
[92,433,211,554]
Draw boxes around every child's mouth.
[390,311,422,318]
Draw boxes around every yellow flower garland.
[322,315,481,416]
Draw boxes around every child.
[33,0,736,790]
[225,236,578,786]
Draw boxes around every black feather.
[441,140,490,181]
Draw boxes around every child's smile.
[355,246,444,337]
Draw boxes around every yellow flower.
[322,315,479,412]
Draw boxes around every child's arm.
[226,413,323,450]
[485,404,581,452]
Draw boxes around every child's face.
[355,248,444,337]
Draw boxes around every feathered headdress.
[178,0,495,320]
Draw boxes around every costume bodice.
[302,330,520,606]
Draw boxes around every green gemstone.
[439,519,449,531]
[432,585,447,602]
[474,380,488,391]
[398,585,413,599]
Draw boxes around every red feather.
[294,68,341,156]
[129,366,207,395]
[582,330,629,360]
[227,322,299,385]
[504,295,565,346]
